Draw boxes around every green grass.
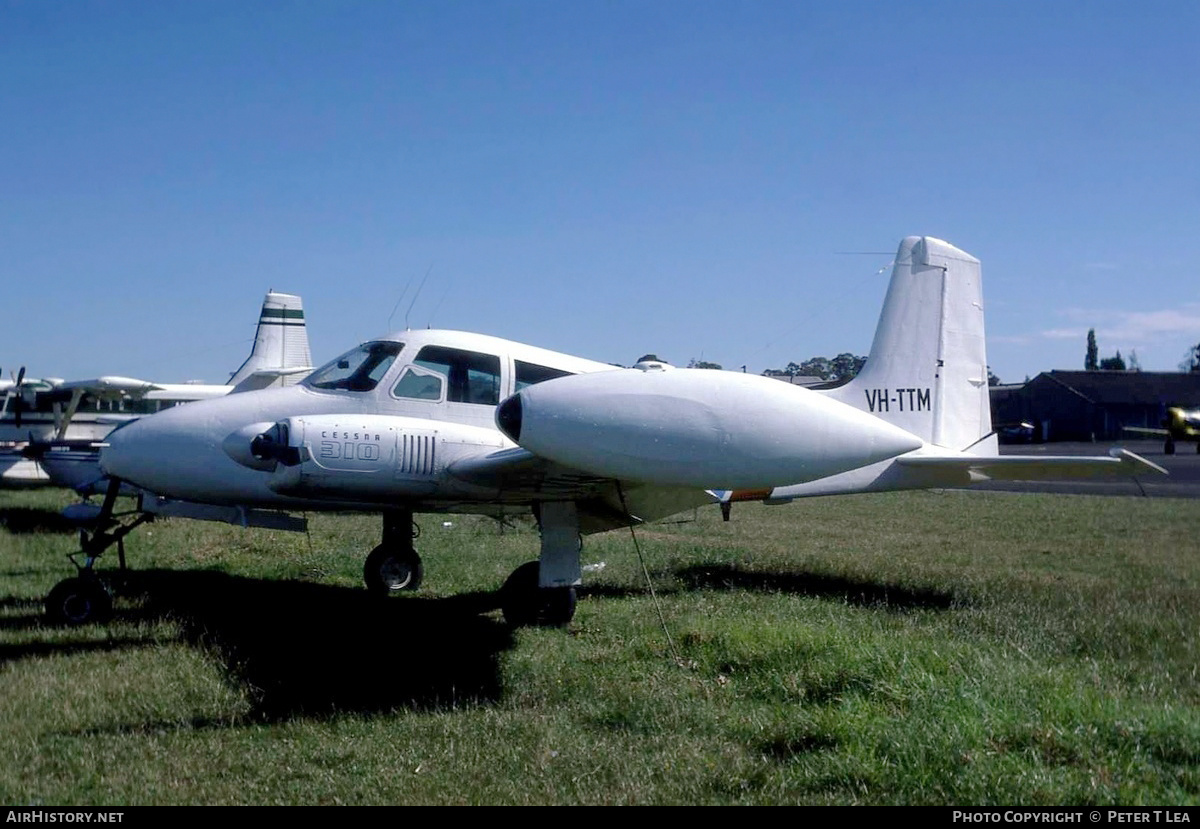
[1,487,1198,804]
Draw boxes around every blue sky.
[3,1,1199,385]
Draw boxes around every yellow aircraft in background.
[1125,406,1200,454]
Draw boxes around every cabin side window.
[395,346,501,405]
[514,360,573,392]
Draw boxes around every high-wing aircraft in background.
[46,237,1165,627]
[1123,406,1200,455]
[0,368,62,487]
[0,292,313,490]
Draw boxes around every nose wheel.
[364,544,423,594]
[45,575,113,626]
[46,477,148,626]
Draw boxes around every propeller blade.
[11,367,29,427]
[13,368,26,427]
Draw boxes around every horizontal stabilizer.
[229,366,316,394]
[897,448,1167,482]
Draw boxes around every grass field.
[1,487,1198,805]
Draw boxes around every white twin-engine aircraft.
[49,237,1165,627]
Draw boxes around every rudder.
[823,237,993,453]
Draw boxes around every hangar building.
[990,371,1200,442]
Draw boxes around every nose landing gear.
[46,576,113,626]
[45,477,151,626]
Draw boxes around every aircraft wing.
[896,447,1167,483]
[1122,426,1170,438]
[446,447,716,533]
[55,376,164,399]
[447,447,608,496]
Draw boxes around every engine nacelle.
[225,414,508,502]
[496,368,923,489]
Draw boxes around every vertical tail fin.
[227,292,314,392]
[823,236,993,453]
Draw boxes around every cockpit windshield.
[304,341,403,392]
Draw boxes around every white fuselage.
[101,329,618,510]
[100,328,922,517]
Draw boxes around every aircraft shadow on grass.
[580,563,961,612]
[673,564,961,610]
[0,507,85,534]
[133,570,518,720]
[4,560,960,723]
[0,595,46,612]
[3,570,517,721]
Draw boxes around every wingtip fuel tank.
[497,368,923,489]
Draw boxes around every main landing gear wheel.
[45,577,113,626]
[364,545,424,595]
[500,561,577,628]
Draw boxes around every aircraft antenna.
[386,279,414,333]
[404,264,434,331]
[615,481,684,667]
[427,279,452,329]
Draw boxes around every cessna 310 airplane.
[45,236,1166,627]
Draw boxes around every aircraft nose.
[100,407,219,497]
[99,417,161,489]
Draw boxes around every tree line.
[761,353,866,382]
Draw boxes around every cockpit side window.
[515,360,574,392]
[304,341,404,392]
[400,345,501,405]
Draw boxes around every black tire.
[540,586,577,627]
[364,545,423,595]
[501,561,576,627]
[46,577,113,626]
[1165,438,1176,455]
